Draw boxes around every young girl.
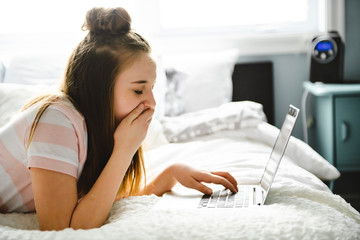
[0,7,238,230]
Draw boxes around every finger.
[197,173,237,193]
[211,171,238,191]
[134,107,155,124]
[186,177,213,195]
[123,103,145,124]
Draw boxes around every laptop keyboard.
[198,186,251,208]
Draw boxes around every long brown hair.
[24,7,151,198]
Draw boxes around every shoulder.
[36,97,88,166]
[46,97,85,128]
[35,98,87,139]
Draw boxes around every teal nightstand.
[303,82,360,189]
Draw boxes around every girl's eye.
[134,90,143,95]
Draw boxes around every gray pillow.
[164,68,187,117]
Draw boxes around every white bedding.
[1,101,359,239]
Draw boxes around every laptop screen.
[260,105,299,202]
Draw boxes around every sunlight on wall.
[0,0,315,35]
[159,0,308,29]
[0,0,133,34]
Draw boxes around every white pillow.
[0,83,57,127]
[160,101,266,142]
[152,55,167,119]
[0,61,5,83]
[164,68,187,116]
[243,122,341,181]
[3,53,68,85]
[162,49,240,113]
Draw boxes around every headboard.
[232,62,274,124]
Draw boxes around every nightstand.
[303,82,360,190]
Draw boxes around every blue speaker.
[310,31,344,83]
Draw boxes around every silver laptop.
[154,105,299,209]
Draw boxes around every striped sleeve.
[27,106,81,179]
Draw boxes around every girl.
[0,7,238,230]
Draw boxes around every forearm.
[70,150,132,229]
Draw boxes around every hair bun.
[82,7,131,35]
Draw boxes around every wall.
[344,0,360,82]
[241,0,360,140]
[236,53,307,140]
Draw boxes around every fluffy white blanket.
[1,102,359,239]
[1,137,360,239]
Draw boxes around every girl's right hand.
[113,103,154,157]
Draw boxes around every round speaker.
[311,36,338,64]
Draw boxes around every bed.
[0,49,359,239]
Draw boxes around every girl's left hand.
[168,163,238,195]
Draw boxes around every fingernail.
[138,103,144,109]
[207,189,212,195]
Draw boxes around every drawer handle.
[341,121,349,142]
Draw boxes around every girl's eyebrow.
[131,80,148,84]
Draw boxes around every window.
[156,0,320,36]
[0,0,336,55]
[0,0,320,35]
[0,0,133,34]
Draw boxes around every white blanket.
[1,102,359,239]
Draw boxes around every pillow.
[152,54,167,119]
[243,122,341,181]
[3,53,68,85]
[0,83,57,127]
[164,68,187,116]
[160,101,266,142]
[0,61,5,83]
[161,49,240,113]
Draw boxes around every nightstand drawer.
[335,96,360,171]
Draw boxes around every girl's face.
[114,52,157,123]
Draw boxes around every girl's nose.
[144,91,156,109]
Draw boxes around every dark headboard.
[231,62,274,124]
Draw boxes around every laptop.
[154,105,299,209]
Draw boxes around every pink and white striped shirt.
[0,98,87,213]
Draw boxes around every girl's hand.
[113,103,154,156]
[169,163,238,195]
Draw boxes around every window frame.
[0,0,344,57]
